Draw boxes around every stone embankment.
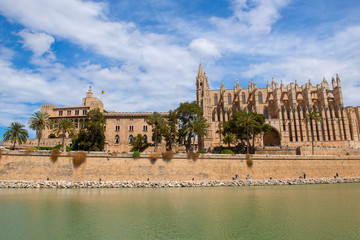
[0,177,359,189]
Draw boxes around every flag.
[102,90,105,94]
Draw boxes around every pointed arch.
[214,94,218,105]
[258,92,263,104]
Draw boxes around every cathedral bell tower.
[196,64,213,149]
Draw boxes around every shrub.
[246,153,253,168]
[50,149,60,163]
[132,150,140,158]
[72,151,87,168]
[149,152,160,164]
[187,151,198,161]
[196,150,207,154]
[53,144,62,150]
[162,151,175,162]
[220,149,234,154]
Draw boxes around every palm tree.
[145,112,165,152]
[28,111,51,150]
[239,112,256,154]
[183,116,209,151]
[52,118,76,152]
[303,108,322,155]
[223,132,235,148]
[3,122,29,149]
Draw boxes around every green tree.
[52,118,76,152]
[253,113,272,151]
[130,134,151,152]
[3,122,29,149]
[223,111,271,154]
[303,108,322,155]
[146,112,166,152]
[175,101,203,151]
[183,116,209,150]
[223,132,235,148]
[28,111,51,150]
[75,108,106,151]
[163,110,178,150]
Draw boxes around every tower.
[196,64,213,149]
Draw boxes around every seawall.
[1,151,360,181]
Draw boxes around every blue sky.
[0,0,360,140]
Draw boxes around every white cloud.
[19,30,55,57]
[189,38,221,57]
[210,0,289,37]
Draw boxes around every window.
[263,108,268,119]
[104,126,106,131]
[75,123,79,129]
[143,125,148,131]
[214,94,218,105]
[75,110,79,115]
[67,110,71,116]
[129,125,134,131]
[258,92,263,104]
[144,134,148,143]
[115,126,120,131]
[83,109,87,115]
[115,135,119,144]
[129,135,133,143]
[242,93,246,104]
[228,94,232,105]
[59,111,63,116]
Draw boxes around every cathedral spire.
[197,64,204,77]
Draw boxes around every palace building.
[196,64,360,150]
[39,87,165,152]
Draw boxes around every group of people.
[233,174,252,180]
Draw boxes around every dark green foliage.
[74,108,105,151]
[48,133,56,138]
[163,110,178,150]
[130,134,151,152]
[220,149,234,154]
[223,111,271,154]
[175,101,204,152]
[132,150,140,158]
[145,112,166,152]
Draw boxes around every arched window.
[129,135,133,143]
[115,135,119,144]
[242,93,246,104]
[214,94,218,105]
[263,108,268,119]
[228,94,232,105]
[258,92,263,104]
[143,134,148,143]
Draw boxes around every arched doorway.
[263,128,281,146]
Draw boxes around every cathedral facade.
[196,64,360,149]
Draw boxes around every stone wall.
[0,151,360,181]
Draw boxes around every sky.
[0,0,360,139]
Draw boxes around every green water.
[0,184,359,240]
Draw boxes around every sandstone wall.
[0,151,360,181]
